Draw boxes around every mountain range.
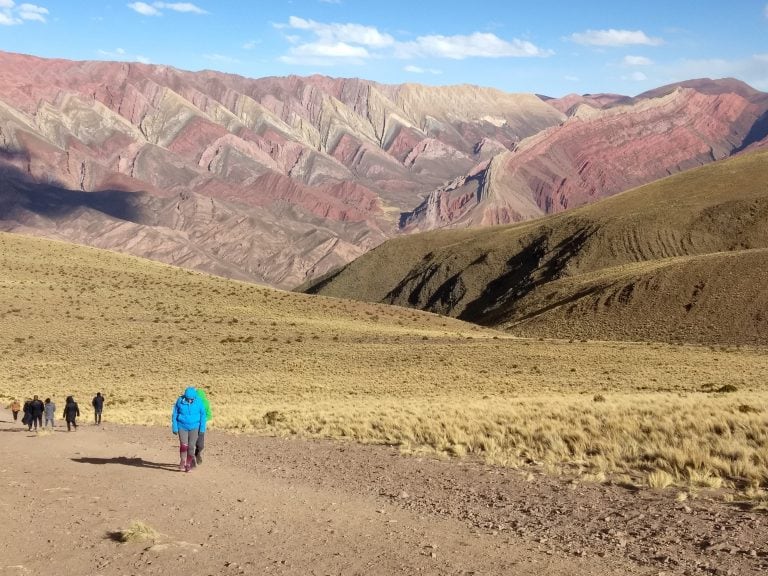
[305,149,768,345]
[1,51,767,288]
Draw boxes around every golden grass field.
[2,231,767,496]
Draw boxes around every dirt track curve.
[1,409,766,575]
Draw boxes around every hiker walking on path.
[9,400,20,421]
[92,392,104,425]
[194,389,212,466]
[22,399,31,428]
[63,396,80,431]
[171,387,207,472]
[44,398,56,428]
[28,396,44,431]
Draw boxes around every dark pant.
[195,432,205,457]
[30,415,42,429]
[66,418,77,431]
[94,409,102,424]
[12,411,18,421]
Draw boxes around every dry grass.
[111,521,161,543]
[2,232,767,491]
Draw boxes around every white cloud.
[203,53,240,63]
[623,55,652,66]
[127,2,160,15]
[275,15,552,66]
[154,2,206,14]
[127,1,206,16]
[0,1,48,25]
[283,16,394,48]
[661,54,768,91]
[623,71,648,81]
[18,3,46,21]
[289,42,369,59]
[403,65,442,75]
[396,32,551,59]
[570,29,663,47]
[242,40,259,50]
[98,48,150,64]
[565,75,580,82]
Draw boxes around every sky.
[1,1,767,97]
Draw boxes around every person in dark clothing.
[63,396,80,431]
[28,395,44,431]
[22,399,31,427]
[92,392,104,424]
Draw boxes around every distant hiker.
[22,399,31,428]
[92,392,104,425]
[194,389,212,466]
[171,387,207,472]
[63,396,80,431]
[28,395,44,431]
[9,399,21,421]
[44,398,56,428]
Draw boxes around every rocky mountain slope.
[304,149,768,345]
[0,51,561,287]
[1,50,767,288]
[401,80,768,231]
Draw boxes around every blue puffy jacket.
[171,387,207,433]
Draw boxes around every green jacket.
[197,389,212,420]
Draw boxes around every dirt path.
[0,410,765,576]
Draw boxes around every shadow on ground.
[72,456,179,471]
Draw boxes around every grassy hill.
[303,149,768,345]
[2,231,768,491]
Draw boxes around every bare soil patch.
[1,410,766,575]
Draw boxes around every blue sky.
[1,1,767,96]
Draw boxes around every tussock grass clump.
[647,469,676,489]
[111,521,160,543]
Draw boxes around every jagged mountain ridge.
[401,81,768,232]
[1,51,767,288]
[0,51,562,287]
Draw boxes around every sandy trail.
[0,410,764,575]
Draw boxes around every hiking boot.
[195,453,203,466]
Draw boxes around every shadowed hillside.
[303,149,768,345]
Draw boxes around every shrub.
[716,384,738,393]
[111,521,160,543]
[264,410,286,426]
[738,404,760,414]
[647,469,675,489]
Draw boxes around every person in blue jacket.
[171,387,207,472]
